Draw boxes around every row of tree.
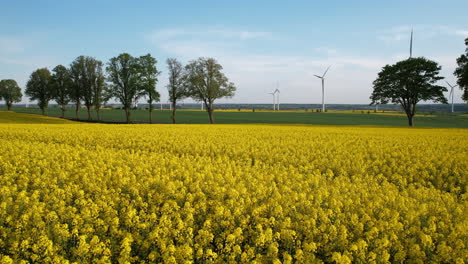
[20,54,235,124]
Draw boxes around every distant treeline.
[9,103,468,113]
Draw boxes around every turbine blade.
[314,75,322,79]
[322,65,331,77]
[410,28,413,58]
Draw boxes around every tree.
[185,57,236,124]
[69,56,85,120]
[106,53,143,123]
[93,66,109,121]
[51,65,71,118]
[25,68,52,115]
[82,57,104,121]
[69,56,105,120]
[138,54,160,124]
[371,57,447,127]
[166,58,187,124]
[454,37,468,102]
[0,79,22,110]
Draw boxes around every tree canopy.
[137,54,160,123]
[166,58,187,124]
[74,56,104,120]
[185,57,236,124]
[106,53,143,123]
[371,57,447,127]
[51,65,72,118]
[25,68,52,115]
[0,79,22,110]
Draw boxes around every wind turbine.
[314,65,331,112]
[268,92,276,110]
[445,81,458,113]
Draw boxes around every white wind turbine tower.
[268,91,276,110]
[274,81,280,110]
[314,65,331,112]
[445,81,458,113]
[275,88,280,110]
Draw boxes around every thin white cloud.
[378,25,468,43]
[144,26,466,104]
[453,30,468,37]
[0,36,27,54]
[315,47,338,55]
[146,28,272,43]
[144,27,396,104]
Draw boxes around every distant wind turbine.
[275,81,280,110]
[445,81,458,113]
[314,65,331,112]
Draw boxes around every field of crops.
[9,107,468,128]
[0,112,466,263]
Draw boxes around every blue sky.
[1,0,467,104]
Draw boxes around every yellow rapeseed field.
[0,112,466,263]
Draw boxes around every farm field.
[7,107,468,128]
[0,112,466,263]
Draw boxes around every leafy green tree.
[51,65,72,118]
[0,79,22,110]
[26,68,52,115]
[166,58,187,124]
[93,66,109,121]
[454,37,468,102]
[138,54,160,124]
[185,57,236,124]
[69,56,85,120]
[83,57,104,121]
[106,53,143,123]
[70,56,105,120]
[371,57,447,127]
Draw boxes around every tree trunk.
[125,107,131,124]
[407,114,414,127]
[172,101,176,124]
[75,104,80,120]
[7,103,11,111]
[149,108,152,124]
[61,106,65,118]
[96,109,101,121]
[87,106,92,121]
[41,107,45,116]
[208,108,215,124]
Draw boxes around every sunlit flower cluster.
[0,112,466,263]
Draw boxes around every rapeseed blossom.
[0,112,466,263]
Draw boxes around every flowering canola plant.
[0,112,466,263]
